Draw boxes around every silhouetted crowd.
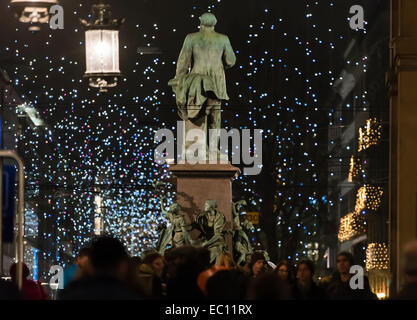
[2,236,417,300]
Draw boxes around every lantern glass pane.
[85,29,120,75]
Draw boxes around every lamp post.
[10,0,58,31]
[80,1,124,93]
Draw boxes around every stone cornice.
[390,37,417,73]
[387,36,417,96]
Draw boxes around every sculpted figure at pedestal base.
[193,200,227,264]
[232,200,254,266]
[156,197,191,254]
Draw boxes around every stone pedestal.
[169,163,240,255]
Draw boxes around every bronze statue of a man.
[169,12,236,160]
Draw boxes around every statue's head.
[169,203,180,214]
[199,12,217,28]
[236,200,247,210]
[204,200,217,212]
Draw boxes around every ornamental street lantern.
[10,0,58,31]
[80,1,124,92]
